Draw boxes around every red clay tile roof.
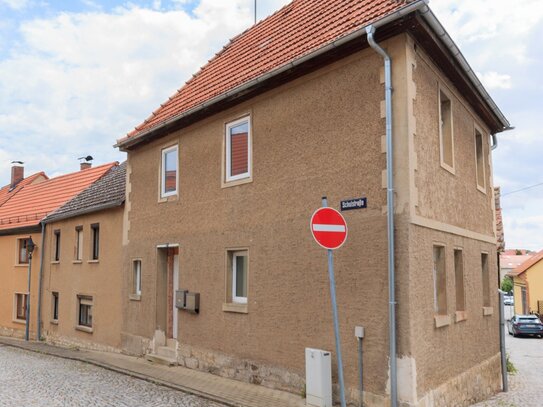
[509,250,543,277]
[119,0,410,144]
[0,172,48,206]
[0,163,117,231]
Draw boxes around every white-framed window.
[161,145,178,198]
[75,226,83,260]
[231,251,248,304]
[17,238,30,264]
[133,260,142,296]
[225,116,251,182]
[474,126,486,191]
[77,295,93,328]
[14,293,28,321]
[439,86,454,172]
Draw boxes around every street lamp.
[25,237,36,341]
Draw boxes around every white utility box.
[305,348,332,407]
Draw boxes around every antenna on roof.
[11,160,24,165]
[77,155,93,162]
[254,0,257,24]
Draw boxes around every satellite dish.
[77,156,94,162]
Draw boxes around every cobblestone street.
[0,345,225,407]
[471,329,543,407]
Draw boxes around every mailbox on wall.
[175,290,199,314]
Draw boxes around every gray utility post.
[25,237,36,341]
[321,196,347,407]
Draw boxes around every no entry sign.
[310,207,348,250]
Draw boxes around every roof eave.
[116,0,509,151]
[43,200,125,224]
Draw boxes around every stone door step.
[156,345,177,359]
[145,353,178,366]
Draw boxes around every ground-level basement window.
[77,296,93,328]
[14,293,28,321]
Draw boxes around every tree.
[501,276,513,294]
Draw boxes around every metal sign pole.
[322,197,346,407]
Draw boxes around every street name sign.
[340,197,367,211]
[310,207,348,250]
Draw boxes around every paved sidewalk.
[0,336,305,407]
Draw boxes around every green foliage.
[515,249,522,255]
[301,384,306,399]
[506,353,517,375]
[501,276,513,294]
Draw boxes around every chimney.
[10,162,24,187]
[78,155,93,171]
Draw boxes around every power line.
[502,181,543,197]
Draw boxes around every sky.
[0,0,541,251]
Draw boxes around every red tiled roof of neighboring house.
[509,250,543,277]
[119,0,409,143]
[501,254,534,271]
[0,163,117,231]
[0,172,48,206]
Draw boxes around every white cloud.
[0,0,29,10]
[0,1,263,183]
[476,71,512,90]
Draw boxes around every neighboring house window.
[18,238,30,264]
[52,292,59,321]
[75,226,83,260]
[53,230,61,262]
[475,127,486,191]
[439,88,454,171]
[225,117,251,182]
[77,296,93,328]
[229,250,248,304]
[91,224,100,260]
[161,145,178,197]
[133,260,142,296]
[481,253,490,307]
[433,245,447,315]
[454,249,465,312]
[14,293,28,321]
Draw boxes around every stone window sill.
[75,325,93,333]
[50,319,59,325]
[14,264,28,268]
[72,260,82,264]
[12,319,26,325]
[51,261,60,265]
[87,260,99,264]
[434,314,451,328]
[483,306,493,316]
[129,294,141,301]
[222,303,248,314]
[455,311,467,323]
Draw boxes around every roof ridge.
[513,249,543,276]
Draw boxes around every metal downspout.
[366,25,398,407]
[37,222,46,340]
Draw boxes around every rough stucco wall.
[409,225,499,399]
[123,46,399,399]
[42,208,124,349]
[0,232,42,338]
[413,49,494,236]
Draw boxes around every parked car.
[503,295,514,306]
[507,315,543,338]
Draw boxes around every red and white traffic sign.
[310,207,348,250]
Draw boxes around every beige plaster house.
[40,163,126,351]
[116,1,510,406]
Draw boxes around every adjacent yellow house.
[508,250,543,315]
